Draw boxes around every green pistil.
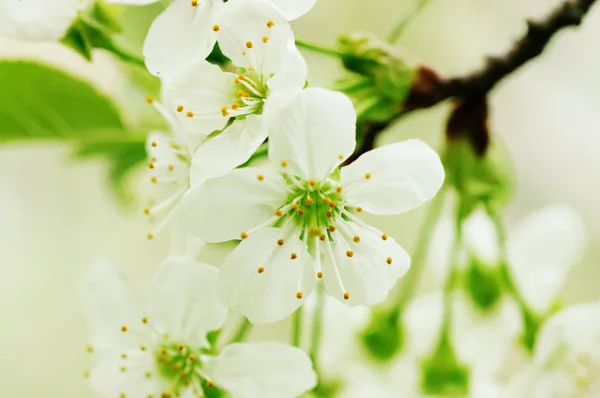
[283,179,345,239]
[155,341,209,396]
[232,69,269,117]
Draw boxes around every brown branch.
[353,0,597,157]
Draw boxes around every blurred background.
[1,0,599,396]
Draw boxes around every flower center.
[562,354,600,396]
[155,340,214,397]
[226,69,269,118]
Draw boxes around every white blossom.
[142,0,314,79]
[163,0,307,177]
[82,258,317,398]
[0,0,88,41]
[506,301,600,398]
[181,87,445,324]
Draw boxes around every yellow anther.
[147,233,154,240]
[140,345,146,351]
[237,90,249,97]
[232,103,240,110]
[177,105,184,112]
[160,348,167,355]
[309,179,316,186]
[248,66,255,71]
[290,253,297,260]
[141,317,148,324]
[246,41,253,48]
[329,201,336,208]
[84,371,90,378]
[356,206,363,213]
[296,292,303,299]
[275,209,283,217]
[336,186,343,192]
[120,366,126,373]
[145,371,152,379]
[281,160,287,167]
[277,238,284,246]
[344,292,350,300]
[291,203,299,210]
[381,233,388,241]
[258,267,264,274]
[317,271,323,278]
[212,24,220,32]
[178,344,185,351]
[221,106,229,117]
[338,154,344,160]
[121,353,127,359]
[328,225,336,232]
[148,162,155,169]
[186,111,194,118]
[242,51,246,56]
[353,236,360,243]
[262,36,270,43]
[188,355,196,362]
[298,208,305,216]
[306,198,314,205]
[386,257,393,264]
[240,232,248,239]
[322,197,330,204]
[151,141,157,147]
[87,345,94,353]
[346,250,354,258]
[145,96,154,104]
[319,234,326,241]
[326,211,332,217]
[365,173,371,179]
[151,176,157,183]
[267,20,275,28]
[121,325,128,332]
[120,394,126,398]
[191,0,198,6]
[207,381,215,388]
[235,78,241,84]
[257,174,264,181]
[168,165,174,172]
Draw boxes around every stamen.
[186,111,194,118]
[346,250,354,258]
[296,292,303,299]
[277,238,284,246]
[212,24,220,32]
[387,257,393,264]
[317,272,323,278]
[353,236,360,243]
[344,292,350,300]
[281,160,287,167]
[258,267,264,274]
[262,36,269,43]
[257,174,264,181]
[290,253,297,260]
[382,233,388,240]
[328,225,336,232]
[240,232,248,239]
[121,325,128,332]
[364,173,371,179]
[246,41,253,49]
[146,96,154,104]
[177,105,184,112]
[356,206,363,213]
[267,20,274,28]
[191,0,198,6]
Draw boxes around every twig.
[353,0,598,157]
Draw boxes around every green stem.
[292,306,304,348]
[295,39,350,58]
[103,42,146,68]
[389,0,434,43]
[441,207,462,334]
[391,184,447,310]
[229,317,253,344]
[309,286,326,373]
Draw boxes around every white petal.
[163,59,234,138]
[322,221,409,306]
[218,227,316,324]
[148,257,228,347]
[263,0,316,20]
[462,210,500,266]
[106,0,158,4]
[341,139,445,215]
[403,292,444,359]
[4,0,82,41]
[205,342,317,398]
[268,87,356,180]
[89,354,163,398]
[424,217,455,283]
[217,0,291,70]
[81,262,150,350]
[143,0,220,78]
[181,168,288,242]
[507,205,586,314]
[189,116,268,184]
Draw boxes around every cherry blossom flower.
[181,87,445,324]
[82,258,317,398]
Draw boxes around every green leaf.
[0,61,146,200]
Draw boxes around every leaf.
[0,61,147,201]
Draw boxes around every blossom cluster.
[2,1,598,397]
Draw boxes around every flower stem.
[104,43,146,68]
[389,0,434,43]
[292,306,304,347]
[441,208,462,334]
[309,286,326,372]
[229,317,253,344]
[295,39,349,58]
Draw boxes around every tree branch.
[354,0,597,156]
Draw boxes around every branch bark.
[354,0,597,156]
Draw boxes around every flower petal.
[216,0,292,70]
[189,116,268,184]
[89,354,163,398]
[205,342,317,397]
[148,257,228,347]
[322,221,409,305]
[268,87,356,180]
[263,0,316,20]
[4,0,81,41]
[143,0,221,78]
[507,205,586,314]
[181,168,288,242]
[81,262,150,350]
[217,227,316,324]
[341,139,445,215]
[163,59,234,138]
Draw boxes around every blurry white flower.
[427,205,585,315]
[506,301,600,398]
[142,0,314,78]
[0,0,88,41]
[181,87,445,324]
[83,258,317,398]
[164,0,307,177]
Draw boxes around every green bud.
[360,309,405,362]
[421,336,470,396]
[464,256,503,312]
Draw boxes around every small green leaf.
[0,61,147,200]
